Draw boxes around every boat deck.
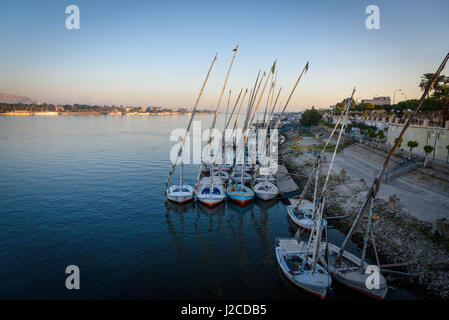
[277,238,307,252]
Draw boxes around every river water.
[0,115,416,299]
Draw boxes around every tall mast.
[302,88,355,272]
[196,46,239,185]
[224,90,231,129]
[166,53,218,192]
[247,61,276,137]
[225,88,243,129]
[231,89,249,140]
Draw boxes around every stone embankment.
[280,129,449,299]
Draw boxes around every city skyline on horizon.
[1,0,448,111]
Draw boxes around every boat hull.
[320,243,388,300]
[197,194,226,206]
[275,239,331,300]
[287,205,314,231]
[227,184,254,205]
[166,184,195,204]
[254,182,279,201]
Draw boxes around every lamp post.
[393,89,402,105]
[433,131,445,160]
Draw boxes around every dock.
[275,163,301,198]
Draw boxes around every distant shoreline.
[0,111,214,116]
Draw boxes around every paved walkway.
[323,144,449,224]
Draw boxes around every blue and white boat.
[227,183,254,206]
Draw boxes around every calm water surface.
[0,115,416,299]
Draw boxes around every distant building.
[361,96,391,105]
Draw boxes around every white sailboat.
[211,169,229,183]
[253,81,281,201]
[196,176,226,206]
[319,242,388,299]
[277,186,332,300]
[274,62,332,299]
[167,184,195,204]
[166,53,217,204]
[275,238,331,299]
[195,46,239,205]
[287,199,314,230]
[315,87,389,300]
[287,155,321,231]
[254,180,279,200]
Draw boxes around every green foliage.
[376,130,385,140]
[395,137,403,147]
[300,107,322,126]
[432,84,449,99]
[424,145,434,154]
[367,127,377,138]
[407,140,419,150]
[345,123,353,133]
[419,73,448,97]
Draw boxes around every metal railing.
[383,157,423,181]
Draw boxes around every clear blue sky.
[0,0,448,110]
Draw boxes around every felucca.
[287,90,350,230]
[254,75,281,201]
[166,53,217,204]
[228,61,276,205]
[274,62,332,299]
[196,46,239,206]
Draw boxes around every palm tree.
[407,140,419,158]
[424,145,434,167]
[432,84,449,99]
[419,73,448,98]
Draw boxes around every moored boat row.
[162,47,449,301]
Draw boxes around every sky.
[0,0,448,110]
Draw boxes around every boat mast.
[226,88,243,129]
[230,70,260,179]
[222,88,243,167]
[224,90,231,130]
[336,52,449,267]
[196,45,239,186]
[268,61,308,137]
[294,88,353,209]
[231,89,249,139]
[302,88,355,273]
[247,61,276,133]
[166,53,218,192]
[239,61,275,184]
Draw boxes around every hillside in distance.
[0,92,34,104]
